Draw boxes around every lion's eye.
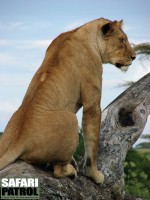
[120,38,125,45]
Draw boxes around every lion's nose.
[130,55,136,61]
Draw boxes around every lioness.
[0,18,135,183]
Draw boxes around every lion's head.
[99,20,136,71]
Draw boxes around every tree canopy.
[133,43,150,57]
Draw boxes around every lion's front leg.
[82,105,104,184]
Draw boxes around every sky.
[0,0,150,145]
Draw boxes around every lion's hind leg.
[54,162,77,179]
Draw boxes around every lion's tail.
[0,108,25,170]
[0,143,23,171]
[0,109,23,158]
[0,128,14,158]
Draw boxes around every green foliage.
[133,43,150,56]
[124,148,150,199]
[140,134,150,140]
[136,142,150,149]
[73,128,84,162]
[135,134,150,149]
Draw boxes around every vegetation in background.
[124,147,150,199]
[132,43,150,58]
[73,128,84,162]
[136,135,150,149]
[124,134,150,199]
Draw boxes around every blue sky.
[0,0,150,144]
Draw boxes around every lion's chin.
[115,63,130,72]
[120,66,129,72]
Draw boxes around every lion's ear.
[101,21,117,38]
[117,20,123,28]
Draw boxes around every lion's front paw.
[84,167,104,184]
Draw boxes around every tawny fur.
[0,18,135,183]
